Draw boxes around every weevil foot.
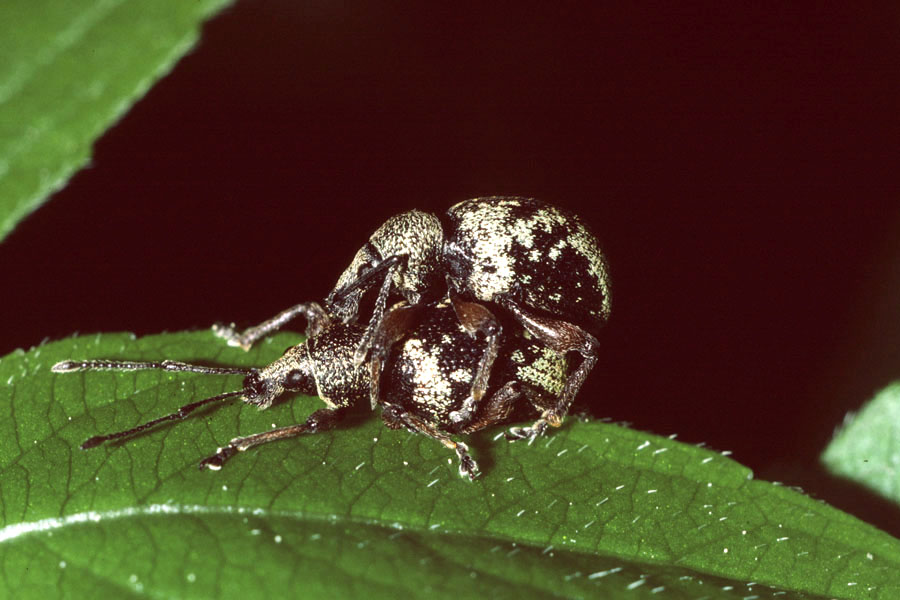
[449,396,478,424]
[199,445,238,470]
[455,442,479,480]
[211,323,251,350]
[505,419,549,444]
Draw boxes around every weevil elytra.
[54,299,571,479]
[218,196,611,432]
[373,297,573,479]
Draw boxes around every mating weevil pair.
[53,196,611,479]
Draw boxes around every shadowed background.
[3,2,899,532]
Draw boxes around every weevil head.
[326,242,379,322]
[244,325,370,411]
[243,345,316,410]
[326,210,444,321]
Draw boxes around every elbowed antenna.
[51,357,257,449]
[52,359,254,376]
[329,253,405,301]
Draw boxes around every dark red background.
[3,3,899,533]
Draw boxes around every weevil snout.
[242,371,270,403]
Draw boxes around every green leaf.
[3,332,900,599]
[822,382,900,505]
[0,0,233,242]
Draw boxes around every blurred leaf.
[3,332,900,599]
[0,0,233,242]
[823,382,900,504]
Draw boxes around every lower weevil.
[54,299,570,479]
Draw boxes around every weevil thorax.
[329,211,444,322]
[305,322,370,409]
[370,210,444,304]
[247,324,370,410]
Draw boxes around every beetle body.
[214,196,608,447]
[443,197,611,331]
[327,196,611,332]
[58,299,568,478]
[383,298,568,434]
[322,196,609,433]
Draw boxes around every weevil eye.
[283,369,310,392]
[355,242,382,277]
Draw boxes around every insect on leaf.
[2,331,900,599]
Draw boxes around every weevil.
[217,196,610,434]
[53,299,569,478]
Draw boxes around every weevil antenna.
[52,359,254,376]
[333,254,405,298]
[80,389,246,449]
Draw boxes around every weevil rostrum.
[219,196,611,434]
[54,299,570,479]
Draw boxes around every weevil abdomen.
[443,196,611,332]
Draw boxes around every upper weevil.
[217,196,611,433]
[53,299,569,479]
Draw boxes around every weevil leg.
[353,262,400,365]
[496,296,599,429]
[380,403,479,480]
[505,418,550,442]
[448,290,502,407]
[213,302,332,350]
[502,384,556,442]
[198,407,341,470]
[452,381,549,442]
[367,302,425,409]
[454,380,523,434]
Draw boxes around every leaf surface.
[823,382,900,505]
[0,0,232,242]
[3,332,900,599]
